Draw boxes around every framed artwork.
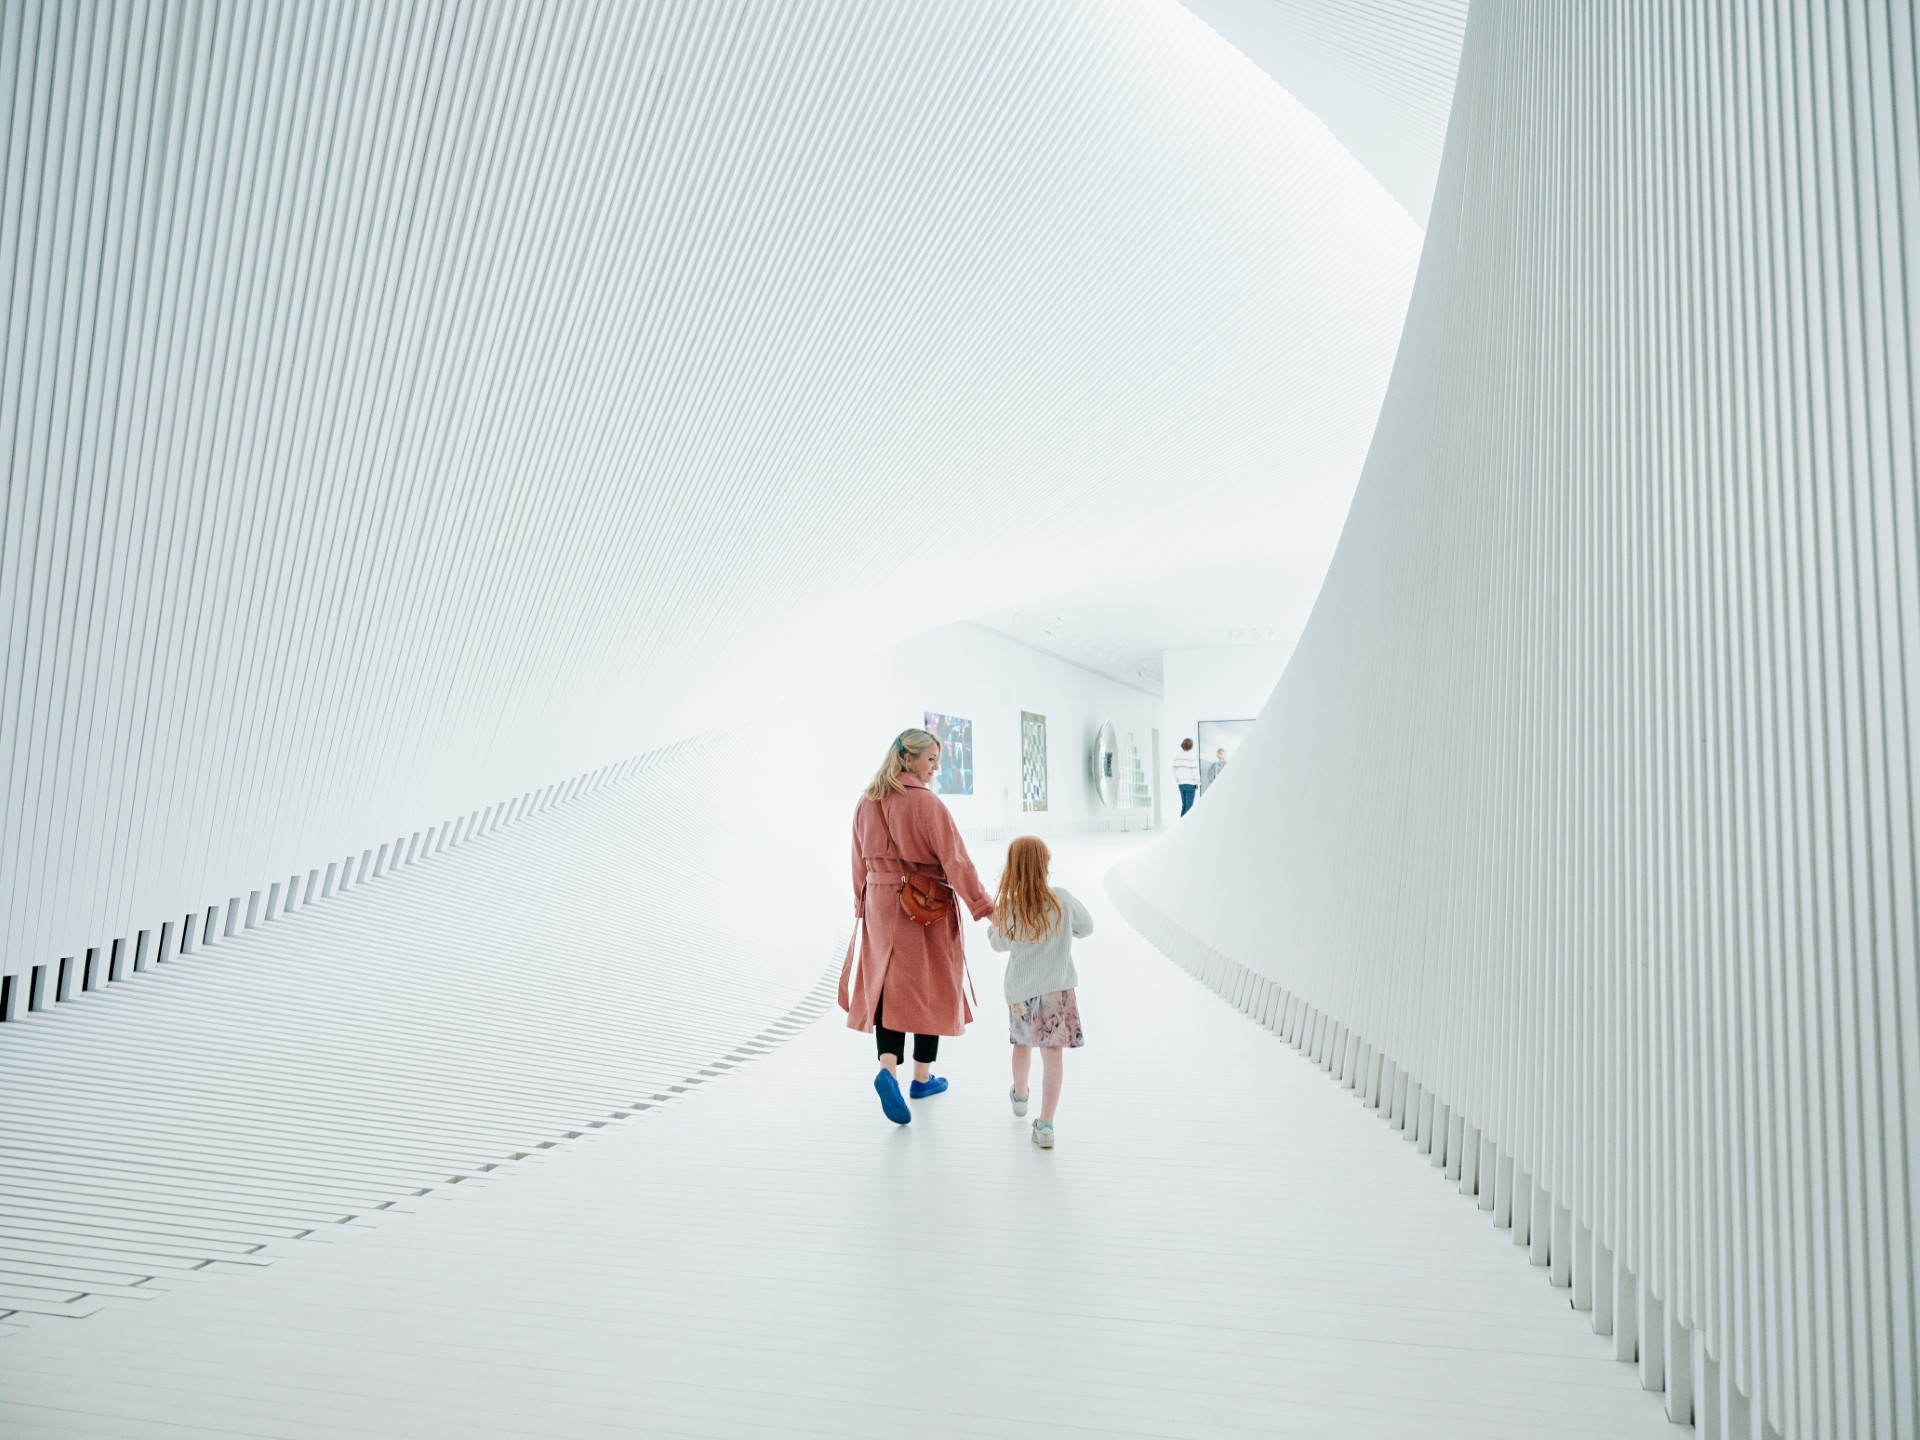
[922,711,974,794]
[1196,717,1256,793]
[1020,711,1048,812]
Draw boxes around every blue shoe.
[874,1068,911,1124]
[909,1076,949,1100]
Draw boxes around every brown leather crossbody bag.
[878,795,952,926]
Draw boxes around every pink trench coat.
[838,776,993,1038]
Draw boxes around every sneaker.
[1031,1120,1054,1149]
[874,1068,911,1125]
[1009,1088,1029,1117]
[909,1075,949,1100]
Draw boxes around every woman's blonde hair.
[992,836,1062,942]
[864,727,939,801]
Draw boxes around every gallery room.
[0,2,1912,1437]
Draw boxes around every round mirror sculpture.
[1093,719,1121,810]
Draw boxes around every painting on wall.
[1020,711,1048,812]
[1196,717,1256,793]
[923,711,974,795]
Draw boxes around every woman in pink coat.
[839,727,993,1125]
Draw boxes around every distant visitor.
[1173,737,1200,815]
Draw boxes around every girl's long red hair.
[992,836,1063,942]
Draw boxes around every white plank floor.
[0,836,1675,1438]
[0,743,842,1330]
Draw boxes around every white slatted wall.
[1116,4,1918,1438]
[0,0,1422,1018]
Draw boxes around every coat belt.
[866,864,938,881]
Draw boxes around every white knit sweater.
[989,886,1093,1003]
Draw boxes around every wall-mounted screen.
[1093,719,1120,810]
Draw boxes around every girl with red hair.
[989,836,1093,1149]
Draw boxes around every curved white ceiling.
[1179,0,1469,226]
[2,0,1420,962]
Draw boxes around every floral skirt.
[1008,988,1084,1048]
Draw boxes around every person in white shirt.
[1172,737,1200,815]
[988,836,1093,1148]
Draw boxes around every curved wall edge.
[0,725,852,1328]
[0,740,656,1024]
[1179,0,1468,225]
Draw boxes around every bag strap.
[876,793,977,1009]
[875,791,949,890]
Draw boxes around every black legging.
[874,992,939,1065]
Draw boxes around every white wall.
[0,617,1162,1024]
[1158,643,1291,817]
[783,623,1164,853]
[0,0,1420,1005]
[1118,5,1920,1438]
